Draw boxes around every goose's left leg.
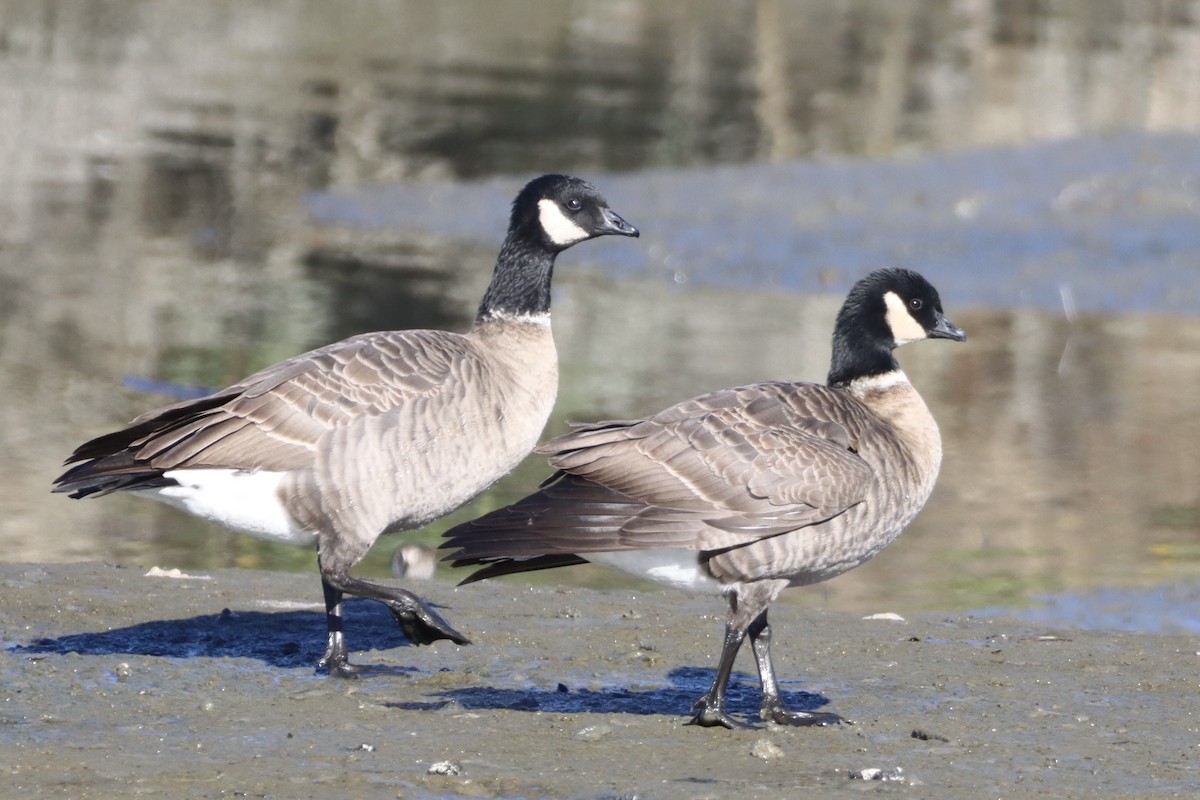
[747,609,843,726]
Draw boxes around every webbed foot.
[317,632,368,678]
[762,703,845,727]
[687,695,754,729]
[385,589,470,646]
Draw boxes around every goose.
[53,174,639,676]
[443,268,965,728]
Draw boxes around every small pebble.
[851,766,904,781]
[575,724,612,741]
[143,566,211,580]
[751,738,784,760]
[435,699,468,716]
[428,761,461,776]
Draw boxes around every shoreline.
[3,562,1196,798]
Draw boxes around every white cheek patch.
[537,198,591,246]
[883,291,929,346]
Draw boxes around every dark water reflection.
[2,0,1199,615]
[8,257,1199,613]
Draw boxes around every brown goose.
[443,268,964,727]
[53,174,639,676]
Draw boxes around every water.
[2,0,1199,624]
[975,581,1200,634]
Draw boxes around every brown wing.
[53,329,481,496]
[444,381,876,564]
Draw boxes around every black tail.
[451,553,589,585]
[52,392,230,498]
[440,472,644,584]
[52,456,176,499]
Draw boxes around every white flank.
[587,548,720,593]
[138,469,317,547]
[537,198,591,246]
[883,291,929,345]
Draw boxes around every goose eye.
[565,198,582,212]
[908,298,923,311]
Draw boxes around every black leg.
[316,575,367,677]
[748,610,842,727]
[691,592,753,729]
[688,619,752,729]
[320,567,470,647]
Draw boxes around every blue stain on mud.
[10,601,412,671]
[388,666,829,719]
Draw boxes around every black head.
[827,268,965,387]
[509,174,639,252]
[477,176,638,321]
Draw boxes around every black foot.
[385,590,470,646]
[317,634,368,678]
[320,657,369,678]
[687,695,754,730]
[763,703,845,727]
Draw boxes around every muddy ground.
[2,562,1196,798]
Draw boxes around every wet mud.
[2,562,1196,798]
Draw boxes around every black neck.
[475,234,556,322]
[826,317,897,388]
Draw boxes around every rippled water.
[2,0,1199,619]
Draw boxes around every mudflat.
[2,562,1195,798]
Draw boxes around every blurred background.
[2,0,1199,628]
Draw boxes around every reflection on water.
[1,0,1199,614]
[6,1,1200,204]
[6,257,1199,613]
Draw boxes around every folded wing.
[54,330,482,497]
[444,382,876,570]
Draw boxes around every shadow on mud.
[407,666,833,719]
[9,601,418,671]
[10,600,835,721]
